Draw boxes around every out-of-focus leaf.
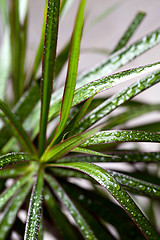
[0,99,36,154]
[51,162,160,239]
[24,168,44,240]
[0,164,29,178]
[0,181,32,240]
[0,170,34,211]
[80,130,160,147]
[112,12,146,53]
[60,0,74,22]
[45,174,97,240]
[130,121,160,132]
[44,188,78,240]
[39,0,60,155]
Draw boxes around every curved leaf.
[0,100,36,154]
[39,0,60,155]
[0,181,32,240]
[76,70,160,134]
[24,168,44,240]
[0,170,35,211]
[108,170,160,199]
[71,147,113,158]
[45,174,97,240]
[80,130,160,147]
[51,162,160,239]
[0,152,33,169]
[41,127,100,162]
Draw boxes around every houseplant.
[0,0,160,239]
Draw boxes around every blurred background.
[0,0,160,239]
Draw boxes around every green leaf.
[39,0,60,156]
[10,0,28,102]
[77,28,160,87]
[0,170,35,211]
[73,62,160,107]
[0,152,34,169]
[44,188,78,240]
[112,12,146,53]
[60,0,74,22]
[0,99,37,154]
[104,104,160,130]
[0,82,40,150]
[76,70,160,134]
[29,0,47,83]
[71,147,113,158]
[62,182,145,239]
[50,0,86,146]
[0,165,29,178]
[42,127,100,162]
[80,130,160,147]
[0,28,11,100]
[24,168,44,240]
[108,170,160,199]
[0,181,32,240]
[50,162,160,239]
[45,174,97,240]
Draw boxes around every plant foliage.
[0,0,160,239]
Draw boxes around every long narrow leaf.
[51,162,160,239]
[24,168,44,240]
[57,151,160,163]
[109,170,160,199]
[0,165,29,178]
[112,12,146,53]
[50,0,86,146]
[71,147,113,158]
[80,130,160,147]
[0,152,33,169]
[45,174,97,240]
[0,100,36,154]
[0,181,32,240]
[0,170,35,211]
[39,0,60,156]
[76,70,160,133]
[44,188,78,240]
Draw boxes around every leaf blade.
[50,162,160,239]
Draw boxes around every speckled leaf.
[51,162,160,239]
[57,151,160,163]
[104,103,160,130]
[24,168,44,240]
[44,188,78,240]
[45,174,97,240]
[109,170,160,199]
[0,100,36,154]
[50,0,86,146]
[75,70,160,134]
[42,127,100,162]
[0,152,33,169]
[112,12,146,53]
[0,181,32,240]
[62,182,145,239]
[0,170,34,211]
[80,130,160,147]
[71,147,113,158]
[77,28,160,88]
[39,0,60,155]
